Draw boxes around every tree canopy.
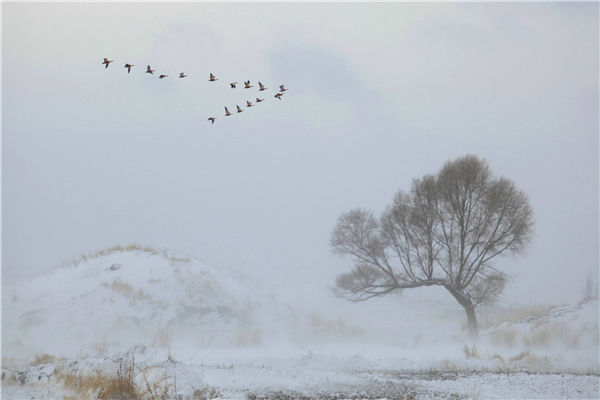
[331,155,534,338]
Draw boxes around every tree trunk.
[444,285,479,340]
[464,305,479,340]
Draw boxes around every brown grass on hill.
[523,322,580,348]
[101,280,166,307]
[67,244,191,267]
[477,305,555,330]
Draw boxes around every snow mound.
[476,299,599,372]
[3,246,306,360]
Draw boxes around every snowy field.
[3,351,599,399]
[3,247,599,399]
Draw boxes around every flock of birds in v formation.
[102,58,288,124]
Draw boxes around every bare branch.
[330,154,534,338]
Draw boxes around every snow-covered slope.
[3,246,308,360]
[4,245,598,371]
[476,299,599,371]
[2,246,598,398]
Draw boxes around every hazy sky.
[3,3,598,305]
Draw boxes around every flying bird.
[258,82,267,91]
[124,63,134,73]
[179,72,187,78]
[225,107,232,116]
[256,98,264,103]
[274,93,284,100]
[146,65,155,74]
[159,74,168,79]
[244,80,253,89]
[102,58,113,68]
[209,73,218,81]
[230,82,238,88]
[236,105,244,113]
[279,85,288,92]
[246,100,253,107]
[208,117,216,124]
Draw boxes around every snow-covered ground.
[3,246,599,399]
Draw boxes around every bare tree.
[331,155,533,339]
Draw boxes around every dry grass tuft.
[488,354,507,365]
[30,353,56,366]
[140,366,174,400]
[508,350,530,363]
[58,355,179,400]
[59,357,137,400]
[439,359,460,372]
[478,305,555,330]
[126,244,141,252]
[463,345,479,359]
[192,386,221,399]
